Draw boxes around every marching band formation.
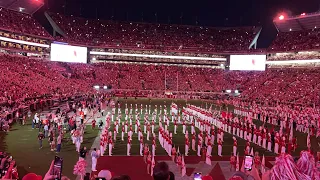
[93,100,303,176]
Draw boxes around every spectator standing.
[22,115,26,125]
[38,132,45,149]
[56,134,62,153]
[27,110,31,119]
[44,124,49,137]
[32,116,36,129]
[50,137,56,151]
[79,146,87,160]
[34,113,39,129]
[91,148,99,172]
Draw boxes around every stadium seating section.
[0,8,51,38]
[270,28,320,52]
[50,13,258,52]
[0,8,319,117]
[0,54,319,108]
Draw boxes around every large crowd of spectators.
[50,13,258,52]
[0,8,51,38]
[0,54,92,100]
[270,28,320,52]
[1,53,320,112]
[65,62,226,92]
[228,68,320,106]
[0,54,93,124]
[1,8,320,56]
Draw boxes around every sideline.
[76,105,111,180]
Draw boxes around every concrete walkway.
[76,105,111,180]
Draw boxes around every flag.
[236,153,239,171]
[250,147,254,156]
[205,154,212,165]
[151,155,155,176]
[261,154,266,174]
[181,155,186,177]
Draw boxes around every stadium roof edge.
[273,11,320,32]
[0,0,44,15]
[273,11,320,22]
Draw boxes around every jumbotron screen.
[229,55,266,71]
[50,43,87,63]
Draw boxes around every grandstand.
[46,12,261,53]
[0,7,319,102]
[270,12,320,52]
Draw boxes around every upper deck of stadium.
[270,12,320,52]
[0,6,319,57]
[47,12,261,53]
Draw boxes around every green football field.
[0,97,315,179]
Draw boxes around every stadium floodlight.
[235,90,239,93]
[279,15,284,20]
[103,86,108,90]
[226,90,231,93]
[93,85,100,89]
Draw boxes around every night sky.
[37,0,320,48]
